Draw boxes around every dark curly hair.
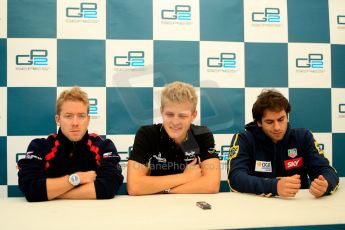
[252,89,291,122]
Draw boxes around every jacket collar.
[245,121,291,145]
[159,123,193,146]
[57,128,89,147]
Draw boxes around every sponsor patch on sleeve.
[207,148,217,155]
[314,141,324,155]
[311,132,324,155]
[25,151,42,160]
[229,145,239,159]
[103,152,118,159]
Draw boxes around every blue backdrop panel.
[0,39,6,86]
[7,87,57,136]
[289,88,332,132]
[0,137,6,185]
[106,87,153,134]
[333,133,345,176]
[106,0,153,39]
[154,41,200,87]
[288,0,330,43]
[57,39,106,86]
[8,0,57,38]
[245,43,288,87]
[200,0,244,42]
[331,45,345,88]
[201,88,244,134]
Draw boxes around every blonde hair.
[161,81,198,112]
[56,86,89,115]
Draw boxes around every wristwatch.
[68,173,80,186]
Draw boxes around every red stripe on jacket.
[45,137,60,169]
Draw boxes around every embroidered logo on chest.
[287,148,298,158]
[184,150,196,163]
[255,160,272,172]
[153,152,167,163]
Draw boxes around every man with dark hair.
[18,86,124,202]
[227,89,339,198]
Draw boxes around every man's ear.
[191,110,197,120]
[55,115,60,126]
[257,120,262,127]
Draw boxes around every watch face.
[69,174,80,186]
[71,175,77,183]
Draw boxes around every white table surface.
[1,178,344,230]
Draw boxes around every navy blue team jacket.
[18,129,124,202]
[228,122,339,197]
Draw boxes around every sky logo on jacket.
[284,157,303,170]
[255,161,272,172]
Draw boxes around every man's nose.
[171,116,180,125]
[273,121,280,130]
[72,116,79,126]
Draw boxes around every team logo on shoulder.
[287,148,298,158]
[229,145,239,158]
[314,141,324,155]
[208,148,216,154]
[311,132,324,155]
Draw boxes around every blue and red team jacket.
[18,129,124,202]
[228,122,339,197]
